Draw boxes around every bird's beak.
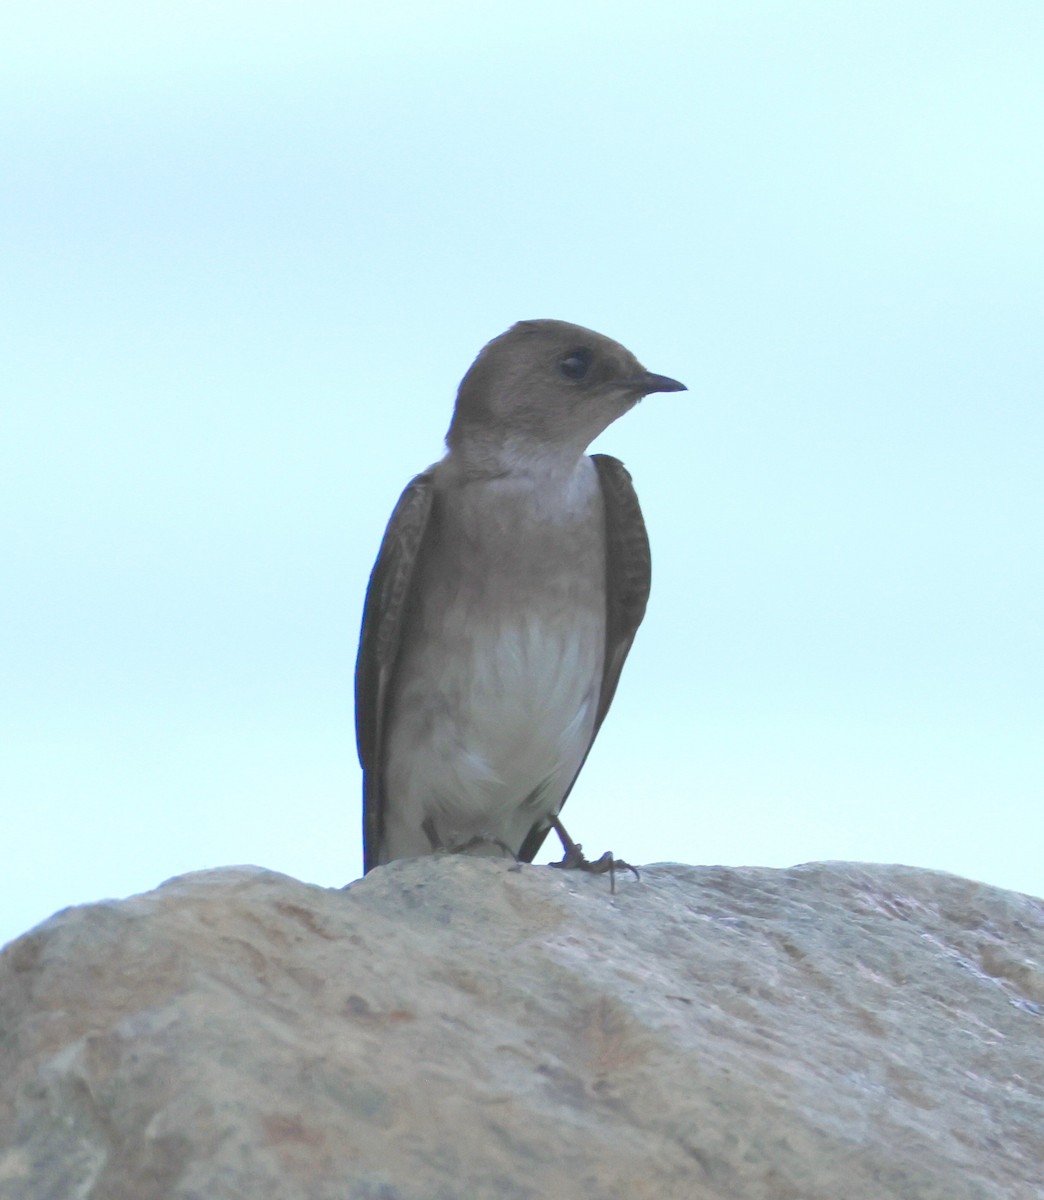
[633,371,687,396]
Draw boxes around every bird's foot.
[454,833,521,864]
[548,839,640,894]
[547,815,640,893]
[423,818,520,865]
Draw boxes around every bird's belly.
[453,617,602,782]
[381,608,604,860]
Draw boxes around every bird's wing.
[355,469,437,874]
[588,454,652,734]
[516,453,651,862]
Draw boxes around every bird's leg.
[421,816,444,851]
[547,816,640,894]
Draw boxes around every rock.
[1,858,1042,1200]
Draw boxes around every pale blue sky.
[2,2,1042,946]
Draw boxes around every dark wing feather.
[355,469,436,873]
[516,453,651,862]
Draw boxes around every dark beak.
[634,371,687,396]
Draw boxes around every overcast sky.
[2,1,1042,947]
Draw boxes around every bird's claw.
[548,841,640,894]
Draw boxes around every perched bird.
[355,319,685,878]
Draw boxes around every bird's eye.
[559,347,593,381]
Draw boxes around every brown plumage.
[355,320,685,875]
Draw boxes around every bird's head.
[446,319,685,464]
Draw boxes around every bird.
[355,319,685,880]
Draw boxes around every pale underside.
[379,456,606,863]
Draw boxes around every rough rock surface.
[1,858,1042,1200]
